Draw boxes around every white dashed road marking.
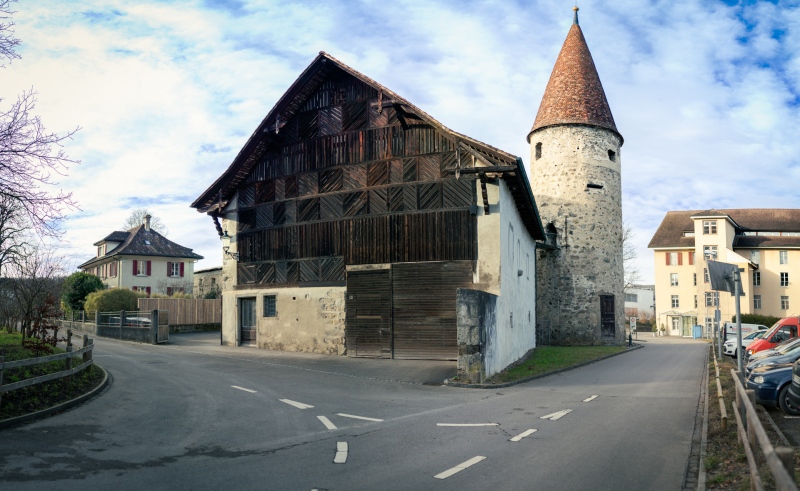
[434,456,487,479]
[336,413,383,422]
[583,395,599,402]
[539,409,572,421]
[280,399,314,409]
[231,386,257,393]
[437,423,499,427]
[317,416,338,430]
[509,429,537,442]
[333,442,348,464]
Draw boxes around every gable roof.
[192,51,545,241]
[528,9,620,141]
[648,209,800,249]
[78,225,203,269]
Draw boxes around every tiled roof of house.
[648,209,800,249]
[528,9,619,141]
[99,231,130,244]
[79,225,203,269]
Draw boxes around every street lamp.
[220,230,240,261]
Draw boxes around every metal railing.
[731,369,797,491]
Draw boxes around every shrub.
[61,272,105,311]
[733,314,781,326]
[84,288,144,312]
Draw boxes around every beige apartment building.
[648,209,800,336]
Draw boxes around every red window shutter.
[132,286,137,292]
[666,253,671,266]
[180,262,184,277]
[146,286,151,297]
[146,261,151,276]
[167,262,172,277]
[133,260,138,275]
[678,253,683,265]
[689,252,694,265]
[167,287,173,296]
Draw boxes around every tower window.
[535,142,542,160]
[608,150,616,162]
[586,183,604,190]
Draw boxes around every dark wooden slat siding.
[392,261,473,360]
[346,269,392,358]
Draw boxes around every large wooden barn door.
[346,269,392,358]
[392,261,473,360]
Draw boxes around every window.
[751,250,760,264]
[167,261,184,277]
[754,295,762,310]
[782,296,790,310]
[780,250,789,265]
[684,231,695,237]
[109,261,117,278]
[703,245,718,260]
[703,220,717,235]
[625,293,638,302]
[705,292,718,307]
[694,273,697,286]
[666,252,682,266]
[671,317,680,330]
[670,273,679,287]
[97,245,104,257]
[263,295,277,317]
[608,149,616,162]
[694,295,698,308]
[132,286,151,297]
[671,295,679,308]
[706,317,713,330]
[704,268,709,283]
[781,272,789,287]
[753,271,760,287]
[535,142,542,160]
[134,260,151,276]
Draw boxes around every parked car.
[723,329,768,358]
[745,341,800,377]
[745,317,800,360]
[746,337,800,364]
[746,364,800,415]
[785,361,800,411]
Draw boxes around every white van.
[723,322,769,340]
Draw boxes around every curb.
[0,365,109,430]
[444,344,644,389]
[695,345,710,491]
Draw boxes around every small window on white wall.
[508,224,515,263]
[526,254,529,280]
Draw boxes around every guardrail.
[0,331,94,409]
[712,355,728,430]
[730,368,798,491]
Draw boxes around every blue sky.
[1,0,799,282]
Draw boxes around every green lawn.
[0,331,104,420]
[487,345,628,383]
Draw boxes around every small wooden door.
[239,297,256,345]
[346,270,392,358]
[600,295,616,338]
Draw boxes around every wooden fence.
[138,298,221,326]
[730,369,798,491]
[0,331,94,409]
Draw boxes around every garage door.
[346,269,392,358]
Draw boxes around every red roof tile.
[528,19,619,140]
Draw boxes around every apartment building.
[648,209,800,336]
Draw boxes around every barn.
[192,52,544,372]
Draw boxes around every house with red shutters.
[77,215,204,297]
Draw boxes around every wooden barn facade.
[192,52,544,362]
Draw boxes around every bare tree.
[0,194,28,275]
[0,1,80,257]
[122,208,168,235]
[6,243,66,336]
[622,222,642,291]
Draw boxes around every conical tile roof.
[528,10,620,141]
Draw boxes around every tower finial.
[573,6,579,25]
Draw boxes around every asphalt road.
[0,333,707,491]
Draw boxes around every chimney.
[144,214,151,231]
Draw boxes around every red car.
[746,317,800,359]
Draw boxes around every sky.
[1,0,799,283]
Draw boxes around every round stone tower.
[529,7,624,345]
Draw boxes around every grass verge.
[486,345,628,384]
[704,353,800,489]
[0,331,104,420]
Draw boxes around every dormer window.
[703,220,717,235]
[144,240,151,245]
[97,245,103,257]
